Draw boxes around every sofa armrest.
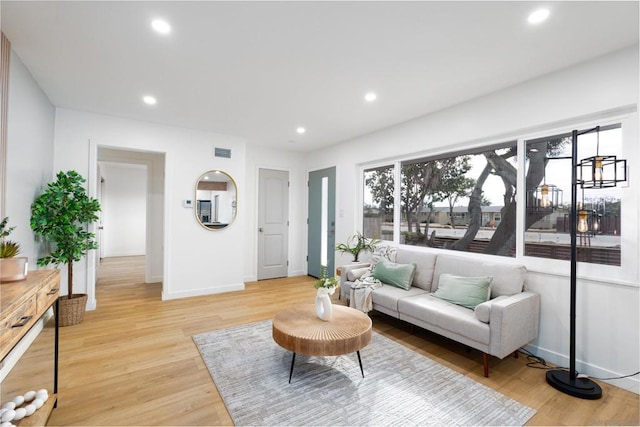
[488,291,540,359]
[339,263,370,299]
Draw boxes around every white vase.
[315,288,333,321]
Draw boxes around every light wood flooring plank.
[38,256,639,426]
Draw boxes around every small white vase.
[315,288,333,321]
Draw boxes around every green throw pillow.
[433,273,493,309]
[372,259,416,290]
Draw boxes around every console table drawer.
[36,277,60,313]
[0,294,37,350]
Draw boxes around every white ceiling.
[2,1,638,152]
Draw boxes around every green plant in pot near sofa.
[0,217,29,282]
[30,170,101,326]
[335,231,380,262]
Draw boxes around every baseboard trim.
[161,282,245,300]
[523,343,639,395]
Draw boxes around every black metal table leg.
[288,352,296,383]
[357,350,364,378]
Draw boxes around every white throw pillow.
[347,267,370,281]
[369,244,397,271]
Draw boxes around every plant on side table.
[335,231,380,263]
[0,217,28,282]
[30,170,101,326]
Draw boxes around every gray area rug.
[193,320,536,426]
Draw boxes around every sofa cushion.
[473,295,510,323]
[372,259,416,290]
[395,248,437,291]
[433,274,492,309]
[482,262,526,298]
[398,294,490,345]
[371,285,428,313]
[432,254,526,298]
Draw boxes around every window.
[525,125,622,266]
[398,142,517,257]
[363,165,394,241]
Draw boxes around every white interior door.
[257,169,289,280]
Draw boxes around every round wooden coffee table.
[272,304,372,382]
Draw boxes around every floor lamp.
[545,126,627,400]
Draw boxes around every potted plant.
[30,170,101,326]
[0,217,28,282]
[335,231,380,262]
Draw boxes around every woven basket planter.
[58,294,88,327]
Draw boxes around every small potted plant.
[30,170,101,326]
[335,231,380,262]
[0,217,28,282]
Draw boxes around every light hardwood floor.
[44,256,638,426]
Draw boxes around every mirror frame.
[194,170,237,231]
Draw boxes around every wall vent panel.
[214,147,231,158]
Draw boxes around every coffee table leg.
[357,350,364,378]
[288,352,296,383]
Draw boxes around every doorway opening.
[88,145,166,308]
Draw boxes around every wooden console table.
[1,269,60,426]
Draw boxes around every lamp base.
[546,369,602,400]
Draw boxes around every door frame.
[253,165,292,281]
[88,141,167,309]
[256,167,290,280]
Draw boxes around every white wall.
[306,46,639,393]
[100,162,146,257]
[53,108,248,304]
[5,50,54,267]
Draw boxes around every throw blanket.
[349,271,382,313]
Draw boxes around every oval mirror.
[195,170,237,230]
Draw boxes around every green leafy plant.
[30,171,101,298]
[0,217,21,258]
[314,265,338,290]
[335,231,380,262]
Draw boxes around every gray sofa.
[339,247,540,377]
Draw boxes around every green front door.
[308,167,336,278]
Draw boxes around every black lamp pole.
[545,128,602,399]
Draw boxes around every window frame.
[516,113,636,284]
[356,110,637,286]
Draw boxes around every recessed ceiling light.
[296,127,306,134]
[365,92,377,102]
[151,19,171,34]
[528,8,550,24]
[142,95,157,105]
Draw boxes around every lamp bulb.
[577,210,589,233]
[540,185,550,208]
[594,157,603,182]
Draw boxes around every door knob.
[259,228,264,232]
